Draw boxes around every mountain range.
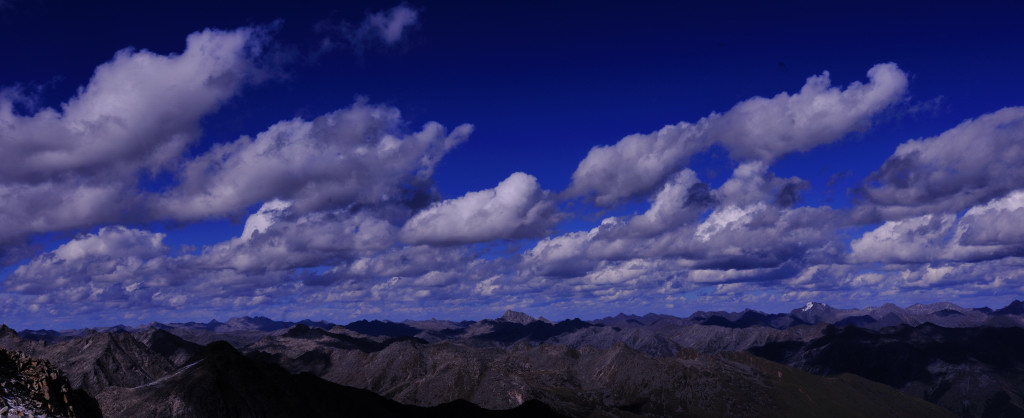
[3,301,1024,417]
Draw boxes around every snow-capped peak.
[803,302,816,312]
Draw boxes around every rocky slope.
[0,348,101,417]
[246,327,951,417]
[96,341,564,418]
[6,300,1024,417]
[0,330,176,395]
[750,323,1024,417]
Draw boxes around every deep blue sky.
[1,0,1023,329]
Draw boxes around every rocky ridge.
[3,300,1024,417]
[0,347,100,418]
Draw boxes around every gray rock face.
[499,310,538,325]
[0,328,176,396]
[0,348,101,417]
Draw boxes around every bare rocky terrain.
[2,301,1023,417]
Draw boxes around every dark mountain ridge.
[96,340,565,418]
[2,300,1023,417]
[750,322,1024,417]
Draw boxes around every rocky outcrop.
[0,348,101,418]
[0,328,176,395]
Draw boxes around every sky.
[1,0,1024,329]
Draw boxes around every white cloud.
[0,27,266,243]
[709,63,908,161]
[401,172,562,245]
[858,106,1024,220]
[156,101,473,220]
[0,180,133,243]
[713,161,807,207]
[567,120,712,206]
[847,192,1024,265]
[568,63,907,206]
[242,199,292,241]
[53,226,167,261]
[0,27,264,181]
[4,226,169,295]
[848,214,957,264]
[527,164,842,281]
[626,169,707,235]
[695,204,765,242]
[958,189,1024,246]
[196,204,399,273]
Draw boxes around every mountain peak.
[499,310,537,325]
[802,302,829,312]
[995,300,1024,315]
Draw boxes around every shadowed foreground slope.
[96,341,565,418]
[750,324,1024,417]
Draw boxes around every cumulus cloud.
[858,106,1024,220]
[528,164,842,282]
[712,161,808,207]
[0,180,136,244]
[1,205,405,318]
[400,172,562,245]
[626,169,709,235]
[195,201,400,273]
[0,27,264,182]
[0,27,266,243]
[848,190,1024,265]
[709,63,908,161]
[568,63,907,206]
[958,190,1024,246]
[848,214,957,264]
[566,120,712,206]
[3,226,169,295]
[155,101,473,220]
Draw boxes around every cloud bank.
[0,20,1021,328]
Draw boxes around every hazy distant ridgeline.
[3,300,1024,417]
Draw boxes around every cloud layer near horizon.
[2,22,1023,328]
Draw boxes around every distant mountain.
[344,319,421,338]
[136,327,204,367]
[789,302,849,324]
[473,318,593,344]
[994,300,1024,315]
[221,316,295,332]
[499,310,544,325]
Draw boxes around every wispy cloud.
[316,3,419,57]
